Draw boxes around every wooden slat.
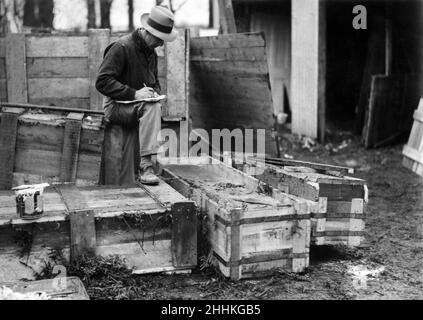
[88,29,110,111]
[291,0,319,138]
[0,38,5,58]
[26,36,88,57]
[165,30,186,119]
[102,125,123,185]
[60,113,84,182]
[56,184,96,261]
[190,33,265,49]
[218,0,237,34]
[171,202,197,267]
[403,145,423,165]
[0,108,26,190]
[0,79,6,101]
[0,58,6,78]
[26,57,88,78]
[28,78,90,99]
[28,97,91,109]
[190,46,267,61]
[6,33,28,103]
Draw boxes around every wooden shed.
[225,0,423,144]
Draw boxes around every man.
[96,5,177,185]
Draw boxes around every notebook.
[115,95,167,104]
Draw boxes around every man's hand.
[135,87,155,100]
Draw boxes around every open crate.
[0,181,196,282]
[158,156,311,280]
[231,157,368,246]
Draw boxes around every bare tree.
[128,0,133,31]
[87,0,96,28]
[23,0,54,30]
[1,0,25,32]
[100,0,113,29]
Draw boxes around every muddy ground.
[72,129,423,300]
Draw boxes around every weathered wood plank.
[165,30,186,119]
[190,33,265,49]
[26,36,89,57]
[102,125,123,185]
[0,108,26,190]
[218,0,237,34]
[0,38,5,58]
[0,58,6,78]
[28,97,90,109]
[190,46,267,61]
[28,78,90,99]
[171,202,197,267]
[88,29,110,111]
[6,33,28,103]
[291,0,319,138]
[0,79,6,101]
[60,113,84,182]
[26,57,88,78]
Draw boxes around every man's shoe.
[138,166,160,185]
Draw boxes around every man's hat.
[141,5,178,42]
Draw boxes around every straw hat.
[141,5,178,42]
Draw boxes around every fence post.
[88,29,110,111]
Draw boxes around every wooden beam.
[0,107,26,190]
[57,184,96,262]
[318,0,326,143]
[218,0,237,34]
[291,0,320,138]
[171,202,197,268]
[0,102,104,115]
[6,33,28,103]
[60,113,84,182]
[88,29,110,111]
[102,125,123,185]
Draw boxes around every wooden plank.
[6,33,28,103]
[403,145,423,165]
[190,33,265,49]
[0,38,5,58]
[88,29,110,111]
[28,78,90,99]
[190,46,266,61]
[102,125,123,185]
[26,36,88,58]
[56,184,95,261]
[0,108,26,190]
[171,202,197,268]
[261,157,354,175]
[27,97,91,110]
[0,58,6,78]
[229,209,242,280]
[26,57,88,78]
[60,113,84,182]
[165,30,186,119]
[318,0,326,143]
[0,79,6,101]
[291,0,319,138]
[218,0,237,34]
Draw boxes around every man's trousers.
[104,101,161,185]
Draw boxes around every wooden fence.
[0,29,189,121]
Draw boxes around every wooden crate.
[0,105,105,190]
[234,159,367,247]
[158,156,311,280]
[0,182,196,282]
[403,98,423,177]
[0,277,89,300]
[0,30,189,120]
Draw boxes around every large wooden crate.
[158,156,311,280]
[403,98,423,177]
[233,158,367,247]
[0,105,105,190]
[0,277,89,300]
[0,182,197,282]
[0,30,189,120]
